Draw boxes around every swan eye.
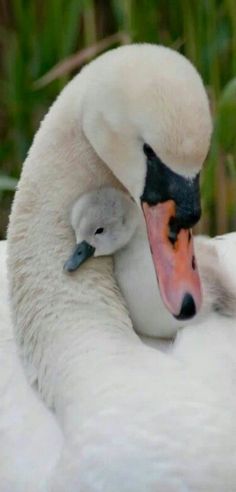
[143,143,157,160]
[95,227,104,235]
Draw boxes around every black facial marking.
[141,143,201,230]
[95,227,104,235]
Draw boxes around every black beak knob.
[174,293,196,320]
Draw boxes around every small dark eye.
[95,227,104,235]
[143,143,156,160]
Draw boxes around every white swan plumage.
[1,44,236,491]
[2,235,236,490]
[0,241,62,492]
[66,187,236,338]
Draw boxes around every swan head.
[80,44,212,319]
[64,187,139,272]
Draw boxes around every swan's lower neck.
[7,84,140,424]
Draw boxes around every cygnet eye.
[143,143,156,160]
[95,227,104,235]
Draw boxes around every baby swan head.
[64,187,139,272]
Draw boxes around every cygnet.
[64,187,236,338]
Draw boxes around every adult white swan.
[6,44,236,491]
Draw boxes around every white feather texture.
[5,44,236,491]
[2,235,236,490]
[0,241,62,492]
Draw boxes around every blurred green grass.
[0,0,235,238]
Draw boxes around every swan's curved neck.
[7,74,139,427]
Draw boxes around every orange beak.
[142,200,202,319]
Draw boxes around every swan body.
[2,234,236,490]
[6,44,236,491]
[0,241,62,492]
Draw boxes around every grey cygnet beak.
[64,241,95,272]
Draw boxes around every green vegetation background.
[0,0,236,238]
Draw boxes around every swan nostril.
[174,293,196,320]
[168,217,180,246]
[192,255,196,270]
[168,230,177,245]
